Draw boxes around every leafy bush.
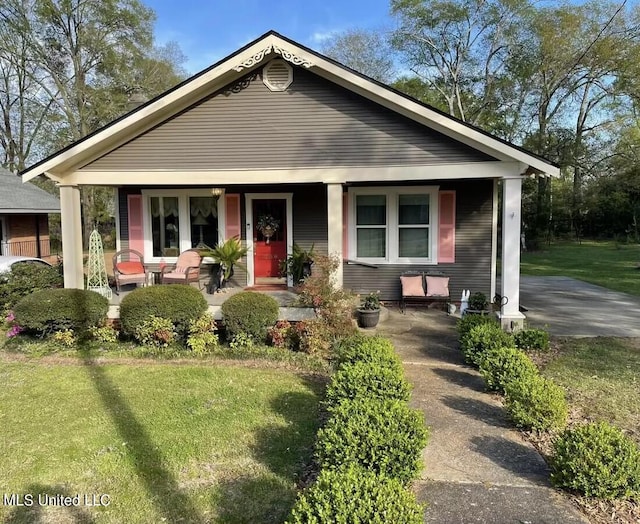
[51,329,76,347]
[457,314,497,342]
[13,289,108,337]
[505,374,568,432]
[89,325,119,343]
[0,263,63,313]
[479,346,539,395]
[324,361,411,407]
[119,285,207,338]
[316,399,429,484]
[514,328,550,352]
[286,466,423,524]
[461,322,514,366]
[221,291,279,342]
[468,292,488,310]
[268,320,296,349]
[333,334,400,370]
[550,422,640,499]
[133,315,176,347]
[186,313,219,355]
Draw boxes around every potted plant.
[279,243,315,285]
[466,292,489,315]
[256,214,280,244]
[357,291,381,328]
[199,236,249,288]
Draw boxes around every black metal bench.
[400,271,450,313]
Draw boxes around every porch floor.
[107,283,315,322]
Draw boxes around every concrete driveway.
[520,276,640,337]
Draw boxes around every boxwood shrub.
[478,346,539,395]
[13,288,108,337]
[505,374,568,432]
[514,328,550,352]
[461,322,514,367]
[286,466,424,524]
[119,285,207,338]
[457,314,497,342]
[316,399,429,484]
[0,262,63,313]
[550,421,640,499]
[324,361,411,407]
[221,291,279,342]
[333,334,400,370]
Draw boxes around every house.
[0,167,60,259]
[19,31,558,329]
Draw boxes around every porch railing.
[0,239,57,258]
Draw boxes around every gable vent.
[263,59,293,92]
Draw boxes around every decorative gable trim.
[233,44,313,72]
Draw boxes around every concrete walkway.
[375,308,587,524]
[520,276,640,337]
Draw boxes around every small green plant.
[119,285,207,339]
[279,243,315,285]
[359,291,381,311]
[333,334,400,370]
[13,289,108,337]
[316,399,429,484]
[89,325,119,343]
[200,236,248,280]
[514,328,550,352]
[324,361,411,407]
[461,322,514,366]
[186,313,219,355]
[221,291,279,342]
[133,315,177,347]
[468,292,488,310]
[505,374,568,432]
[229,332,255,349]
[51,329,76,347]
[478,346,539,395]
[286,466,424,524]
[550,421,640,499]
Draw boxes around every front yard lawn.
[521,240,640,296]
[0,355,324,523]
[540,337,640,444]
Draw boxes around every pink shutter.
[438,191,456,263]
[127,194,144,254]
[225,194,241,239]
[342,192,348,258]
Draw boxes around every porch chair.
[160,249,203,288]
[112,249,148,295]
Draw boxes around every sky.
[147,0,394,74]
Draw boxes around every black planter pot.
[357,309,380,328]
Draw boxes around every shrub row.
[0,263,63,314]
[287,335,426,521]
[459,320,640,501]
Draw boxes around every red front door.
[253,199,286,278]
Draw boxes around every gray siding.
[83,67,493,172]
[343,179,494,302]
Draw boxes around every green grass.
[0,355,324,523]
[521,240,640,296]
[541,337,640,444]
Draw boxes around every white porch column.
[499,176,526,331]
[59,185,84,289]
[326,183,343,287]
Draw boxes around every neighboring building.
[0,167,60,258]
[20,31,558,329]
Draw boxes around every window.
[142,190,225,261]
[349,186,438,264]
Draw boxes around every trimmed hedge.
[286,466,424,524]
[514,328,550,352]
[13,288,108,336]
[478,346,539,395]
[324,361,411,407]
[221,291,279,342]
[505,374,568,432]
[457,314,497,341]
[0,263,63,313]
[316,399,429,484]
[333,334,401,370]
[461,321,514,366]
[119,285,207,338]
[550,422,640,500]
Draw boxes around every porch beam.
[59,185,84,289]
[499,176,526,331]
[326,183,343,287]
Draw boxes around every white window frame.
[141,188,226,263]
[348,186,439,264]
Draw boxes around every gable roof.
[20,30,559,182]
[0,168,60,213]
